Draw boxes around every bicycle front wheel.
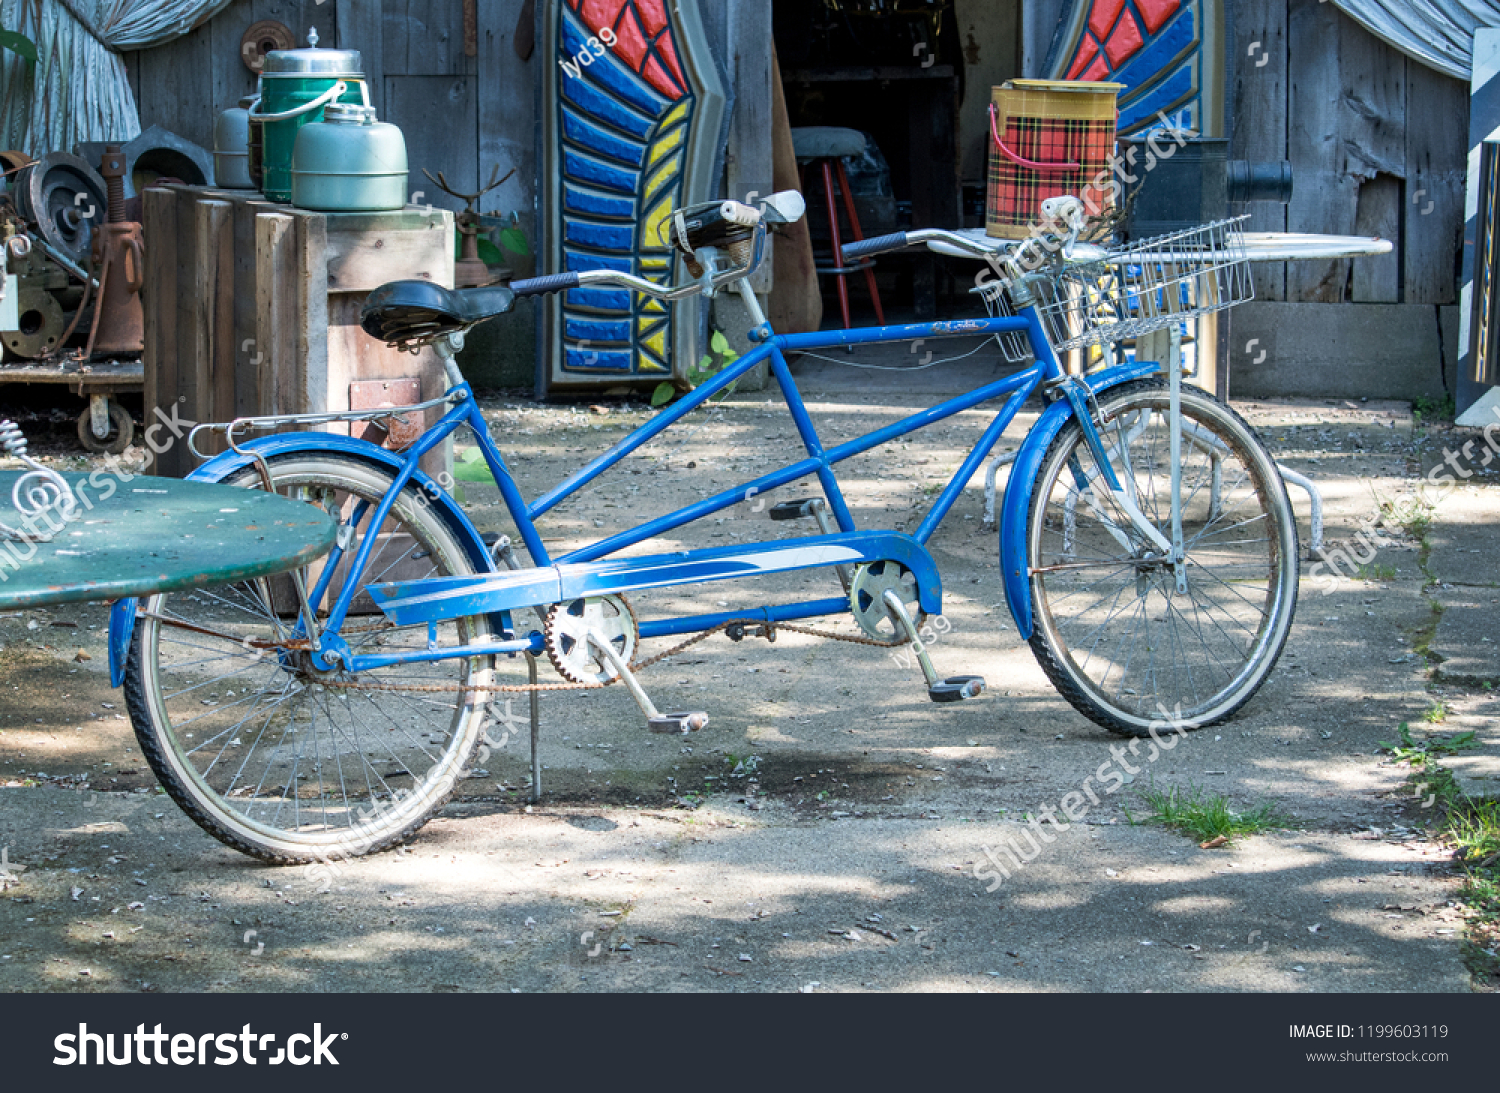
[1025,379,1298,735]
[123,453,498,863]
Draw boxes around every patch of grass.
[1128,782,1291,844]
[1382,500,1433,542]
[1450,798,1500,867]
[1446,798,1500,983]
[1379,722,1477,767]
[1357,563,1398,582]
[1423,700,1451,724]
[1413,394,1456,424]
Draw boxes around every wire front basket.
[1034,217,1253,352]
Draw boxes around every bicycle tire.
[1024,379,1299,736]
[123,453,498,864]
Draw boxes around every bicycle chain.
[311,617,911,696]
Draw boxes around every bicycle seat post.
[433,331,467,390]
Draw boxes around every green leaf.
[476,238,505,266]
[710,330,732,355]
[452,447,496,483]
[0,30,37,66]
[498,226,532,258]
[651,382,676,407]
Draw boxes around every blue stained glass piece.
[565,316,633,342]
[565,285,634,310]
[564,347,634,372]
[564,183,637,219]
[560,10,672,117]
[562,105,647,167]
[1118,64,1195,131]
[565,218,636,250]
[562,148,638,194]
[564,248,633,273]
[559,65,657,140]
[1112,9,1195,97]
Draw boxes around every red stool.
[792,127,885,329]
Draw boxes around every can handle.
[988,103,1080,173]
[248,80,348,124]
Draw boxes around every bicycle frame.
[304,304,1074,674]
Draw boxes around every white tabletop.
[930,228,1393,262]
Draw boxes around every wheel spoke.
[126,455,499,862]
[1027,382,1297,733]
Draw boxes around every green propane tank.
[249,28,368,203]
[292,104,408,211]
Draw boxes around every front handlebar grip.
[509,271,582,297]
[841,232,910,262]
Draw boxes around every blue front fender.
[999,360,1160,639]
[108,434,495,687]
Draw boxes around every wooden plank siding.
[121,3,1471,336]
[1230,0,1289,301]
[1232,0,1468,305]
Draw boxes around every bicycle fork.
[1059,371,1186,593]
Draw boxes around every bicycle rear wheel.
[1025,379,1298,735]
[123,453,497,863]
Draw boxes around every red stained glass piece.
[1088,0,1126,40]
[580,0,621,31]
[1135,0,1181,34]
[613,9,649,69]
[1082,54,1111,81]
[642,54,682,98]
[654,33,687,94]
[1104,10,1145,66]
[571,0,685,100]
[637,0,670,36]
[1067,35,1100,79]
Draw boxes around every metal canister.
[291,104,408,211]
[249,28,368,203]
[213,96,258,189]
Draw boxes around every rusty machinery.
[1,147,143,454]
[422,164,518,287]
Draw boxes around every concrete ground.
[0,349,1494,993]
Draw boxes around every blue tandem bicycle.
[109,192,1300,862]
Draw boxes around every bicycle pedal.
[768,498,822,521]
[649,711,709,734]
[928,676,986,703]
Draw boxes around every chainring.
[544,594,639,684]
[848,560,925,641]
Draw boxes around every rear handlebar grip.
[841,232,910,262]
[509,271,582,297]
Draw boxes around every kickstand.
[526,652,541,803]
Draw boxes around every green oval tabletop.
[0,473,337,610]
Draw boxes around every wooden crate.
[142,185,456,479]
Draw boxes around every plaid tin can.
[986,79,1124,239]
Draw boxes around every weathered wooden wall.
[126,0,770,390]
[1021,0,1468,306]
[1233,0,1469,305]
[121,0,535,224]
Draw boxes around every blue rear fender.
[998,360,1161,640]
[108,434,496,687]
